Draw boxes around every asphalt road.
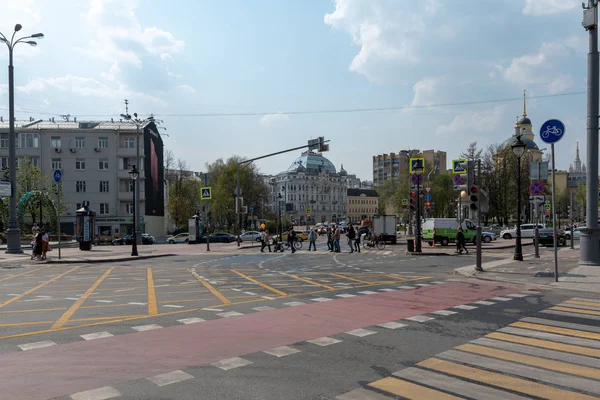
[0,243,598,399]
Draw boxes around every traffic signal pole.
[476,159,483,271]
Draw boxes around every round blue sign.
[53,169,62,183]
[424,193,432,201]
[539,119,565,144]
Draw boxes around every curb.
[45,253,176,264]
[405,251,455,256]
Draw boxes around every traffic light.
[469,186,479,210]
[425,201,431,209]
[410,192,416,212]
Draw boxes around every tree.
[430,173,455,218]
[15,157,54,229]
[461,141,483,162]
[376,178,409,216]
[166,159,202,231]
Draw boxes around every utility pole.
[581,0,600,265]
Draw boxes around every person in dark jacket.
[287,228,296,254]
[33,229,43,260]
[346,225,356,253]
[456,227,468,254]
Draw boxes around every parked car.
[535,228,567,247]
[208,232,237,243]
[142,233,155,244]
[238,231,261,242]
[112,235,132,245]
[564,227,582,240]
[481,231,497,243]
[317,226,327,235]
[167,233,189,244]
[501,224,546,239]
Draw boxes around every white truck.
[372,215,398,244]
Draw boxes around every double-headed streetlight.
[414,164,424,252]
[0,24,44,254]
[129,165,139,257]
[277,193,283,238]
[511,134,527,261]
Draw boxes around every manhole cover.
[1,265,25,269]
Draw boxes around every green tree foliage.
[376,178,409,215]
[14,157,55,229]
[430,173,455,218]
[166,159,202,231]
[206,156,268,231]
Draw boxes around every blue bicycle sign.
[540,119,565,144]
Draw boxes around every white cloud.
[523,0,579,16]
[259,113,289,127]
[410,78,440,107]
[547,73,575,94]
[176,84,196,93]
[436,106,505,137]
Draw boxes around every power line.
[0,91,586,119]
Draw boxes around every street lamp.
[511,134,527,261]
[129,165,139,256]
[414,165,424,252]
[277,193,283,239]
[0,24,44,254]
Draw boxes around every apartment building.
[0,118,165,238]
[372,149,446,185]
[347,188,379,223]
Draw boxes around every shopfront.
[94,217,134,238]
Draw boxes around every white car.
[238,231,261,242]
[167,233,189,244]
[564,227,582,240]
[501,224,546,239]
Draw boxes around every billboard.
[144,123,165,217]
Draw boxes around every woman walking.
[333,226,341,253]
[354,227,361,253]
[41,229,49,260]
[32,229,43,261]
[456,227,468,254]
[308,228,317,251]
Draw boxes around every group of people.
[258,225,366,254]
[31,227,50,260]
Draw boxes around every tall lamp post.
[414,164,424,252]
[0,24,44,254]
[129,165,139,256]
[511,135,527,261]
[277,193,283,239]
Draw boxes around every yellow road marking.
[551,306,600,316]
[564,299,600,307]
[419,358,597,400]
[457,343,600,380]
[70,315,145,322]
[0,266,80,309]
[147,268,158,316]
[0,321,54,327]
[158,298,230,304]
[277,272,335,290]
[328,273,372,285]
[369,377,460,400]
[231,270,287,296]
[511,321,600,341]
[51,267,114,329]
[486,332,600,358]
[189,269,231,305]
[81,303,146,309]
[0,307,67,314]
[0,267,47,283]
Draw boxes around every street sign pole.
[57,180,61,260]
[551,143,559,281]
[476,159,482,272]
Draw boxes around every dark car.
[112,234,154,245]
[535,229,567,247]
[208,232,237,243]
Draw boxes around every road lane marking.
[345,328,377,337]
[212,357,253,370]
[369,377,461,400]
[177,317,205,324]
[510,321,600,341]
[307,336,342,346]
[457,343,600,380]
[486,332,600,357]
[80,331,114,341]
[405,315,435,322]
[70,385,121,400]
[189,268,231,305]
[328,273,371,285]
[232,270,288,296]
[18,340,57,351]
[418,358,596,400]
[0,267,47,283]
[276,271,335,290]
[0,321,54,327]
[0,266,80,310]
[263,346,300,357]
[0,307,67,314]
[147,370,194,387]
[132,324,162,332]
[147,268,158,316]
[51,267,114,330]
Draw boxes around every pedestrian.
[333,226,341,253]
[354,227,361,253]
[33,229,43,260]
[308,228,317,251]
[346,225,356,253]
[327,227,333,251]
[456,226,468,254]
[287,228,297,254]
[41,229,49,260]
[260,230,266,253]
[264,230,272,252]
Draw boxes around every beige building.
[347,188,379,223]
[0,118,165,238]
[373,149,446,185]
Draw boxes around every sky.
[0,0,591,180]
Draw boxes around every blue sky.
[0,0,590,180]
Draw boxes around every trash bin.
[407,239,414,252]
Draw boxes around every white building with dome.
[265,151,348,225]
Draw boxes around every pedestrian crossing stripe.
[339,297,600,400]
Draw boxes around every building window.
[75,159,86,170]
[76,203,82,210]
[19,133,39,148]
[122,157,133,170]
[0,133,7,148]
[17,157,39,167]
[51,136,61,148]
[126,203,134,214]
[99,181,109,193]
[76,181,86,193]
[99,203,110,215]
[125,137,135,149]
[99,159,109,170]
[98,137,109,148]
[51,159,62,170]
[75,137,85,148]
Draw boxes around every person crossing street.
[308,228,317,251]
[346,225,356,253]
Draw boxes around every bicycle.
[284,239,303,250]
[362,234,386,250]
[541,125,562,139]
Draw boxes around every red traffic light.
[410,192,416,198]
[426,201,431,209]
[470,186,479,194]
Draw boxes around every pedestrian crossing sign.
[200,187,212,200]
